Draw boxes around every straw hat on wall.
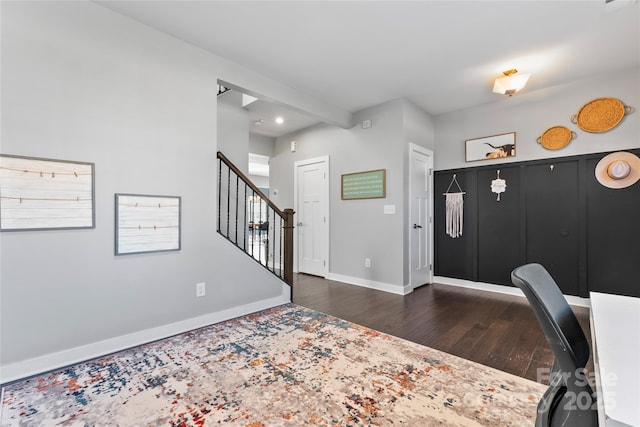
[595,151,640,189]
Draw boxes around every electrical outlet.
[365,258,371,268]
[196,282,206,297]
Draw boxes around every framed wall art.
[465,132,516,162]
[115,193,181,255]
[0,154,95,231]
[341,169,386,200]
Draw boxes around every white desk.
[590,292,640,427]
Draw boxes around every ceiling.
[218,85,320,138]
[242,97,321,139]
[99,1,640,137]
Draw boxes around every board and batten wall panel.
[586,150,640,297]
[434,170,477,281]
[524,160,581,296]
[477,166,522,287]
[434,148,640,298]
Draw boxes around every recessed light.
[275,117,284,125]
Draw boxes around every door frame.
[294,155,330,277]
[408,143,434,289]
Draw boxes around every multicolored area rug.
[1,304,545,426]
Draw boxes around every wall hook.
[550,164,554,172]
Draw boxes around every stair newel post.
[283,208,295,292]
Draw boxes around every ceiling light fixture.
[493,69,530,96]
[253,119,264,126]
[275,117,284,125]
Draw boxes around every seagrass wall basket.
[570,97,634,133]
[537,126,576,150]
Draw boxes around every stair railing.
[216,152,294,296]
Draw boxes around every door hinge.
[429,168,433,176]
[429,216,432,224]
[429,263,433,271]
[324,260,326,267]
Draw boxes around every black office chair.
[511,263,597,427]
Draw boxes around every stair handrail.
[216,151,295,290]
[217,151,285,218]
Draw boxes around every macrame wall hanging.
[444,174,465,238]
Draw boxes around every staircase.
[216,152,294,298]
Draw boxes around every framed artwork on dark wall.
[465,132,516,162]
[0,154,95,231]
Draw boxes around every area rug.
[1,304,545,426]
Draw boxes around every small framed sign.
[341,169,386,200]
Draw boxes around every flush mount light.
[275,117,284,125]
[253,119,264,126]
[493,69,530,96]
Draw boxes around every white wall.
[434,67,640,170]
[0,2,288,383]
[218,91,249,174]
[401,101,435,286]
[249,133,276,158]
[403,101,436,152]
[270,99,434,293]
[248,133,275,189]
[249,175,270,189]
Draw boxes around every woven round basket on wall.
[537,126,576,150]
[571,97,634,133]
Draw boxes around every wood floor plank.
[292,274,592,383]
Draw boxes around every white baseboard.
[0,290,290,385]
[434,276,591,307]
[327,273,411,295]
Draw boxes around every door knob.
[413,224,422,229]
[297,222,303,226]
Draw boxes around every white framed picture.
[465,132,516,162]
[115,193,181,255]
[0,154,95,231]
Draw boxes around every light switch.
[384,204,396,215]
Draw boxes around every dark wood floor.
[292,273,592,383]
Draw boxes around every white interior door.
[295,157,329,277]
[409,144,434,289]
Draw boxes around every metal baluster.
[227,168,231,239]
[279,215,283,279]
[250,190,255,257]
[258,194,263,264]
[243,183,247,251]
[217,158,222,233]
[235,174,239,244]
